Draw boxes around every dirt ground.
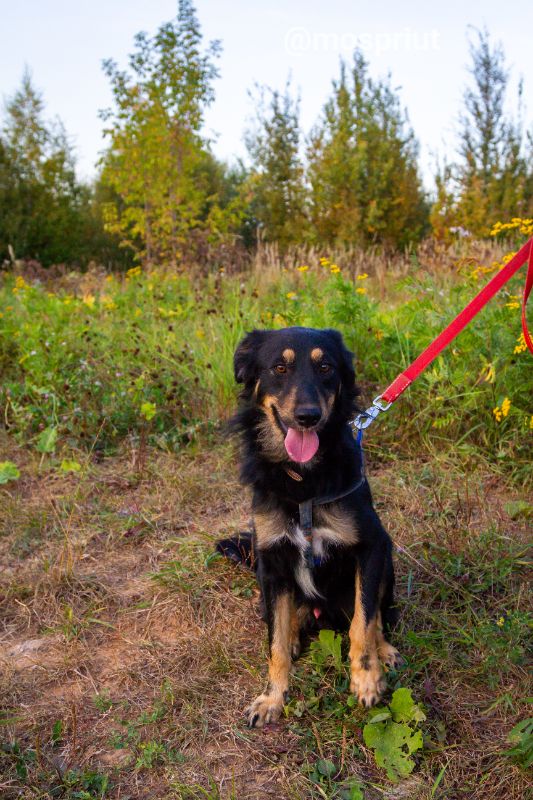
[0,431,531,799]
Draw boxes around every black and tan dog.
[218,327,401,728]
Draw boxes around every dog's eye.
[274,364,287,374]
[319,363,332,374]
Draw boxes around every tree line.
[1,0,532,269]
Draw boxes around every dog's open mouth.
[272,407,319,464]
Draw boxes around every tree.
[307,52,428,250]
[0,69,117,267]
[245,82,307,248]
[431,28,533,238]
[100,0,223,266]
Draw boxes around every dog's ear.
[234,330,266,384]
[324,329,358,416]
[324,329,355,384]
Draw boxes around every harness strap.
[297,428,365,568]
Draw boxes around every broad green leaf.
[37,426,57,453]
[316,758,336,777]
[363,719,424,782]
[0,461,20,484]
[504,501,533,520]
[140,401,156,421]
[60,459,82,473]
[389,688,426,724]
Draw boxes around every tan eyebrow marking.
[311,347,324,361]
[282,348,295,363]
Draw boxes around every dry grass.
[0,430,531,799]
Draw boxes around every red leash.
[355,238,533,429]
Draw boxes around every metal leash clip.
[351,395,392,431]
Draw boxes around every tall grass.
[0,240,531,484]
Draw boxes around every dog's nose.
[294,406,321,428]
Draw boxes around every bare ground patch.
[0,435,530,799]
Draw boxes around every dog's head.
[234,327,357,464]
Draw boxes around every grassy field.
[1,240,532,798]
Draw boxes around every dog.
[217,327,400,728]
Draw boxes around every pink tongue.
[284,428,319,463]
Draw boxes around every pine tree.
[307,52,427,250]
[0,70,92,266]
[431,28,532,238]
[245,82,307,249]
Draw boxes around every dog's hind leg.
[376,557,402,669]
[290,604,310,660]
[376,611,403,669]
[246,590,293,728]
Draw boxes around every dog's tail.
[216,531,256,571]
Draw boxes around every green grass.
[1,242,531,484]
[0,240,531,798]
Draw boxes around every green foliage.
[0,70,122,268]
[140,401,157,421]
[0,461,20,483]
[36,425,57,453]
[2,245,531,483]
[1,729,111,798]
[60,458,82,472]
[245,82,307,248]
[431,29,533,238]
[505,717,533,769]
[307,51,428,249]
[363,689,426,782]
[309,629,344,673]
[99,0,239,266]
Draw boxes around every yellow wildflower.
[356,287,367,295]
[505,301,520,309]
[330,265,341,274]
[13,276,30,294]
[514,333,527,354]
[286,291,297,299]
[501,397,511,417]
[82,294,96,308]
[297,265,309,272]
[102,296,117,311]
[126,266,142,279]
[195,329,205,338]
[134,307,142,318]
[483,364,496,383]
[319,257,330,266]
[375,330,384,340]
[493,406,502,422]
[357,273,368,280]
[105,275,114,283]
[496,617,505,628]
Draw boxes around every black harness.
[286,429,366,569]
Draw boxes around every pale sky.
[2,0,533,189]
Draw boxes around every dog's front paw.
[245,693,284,728]
[377,641,404,670]
[350,665,386,707]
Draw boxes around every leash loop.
[352,395,391,431]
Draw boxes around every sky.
[2,0,533,189]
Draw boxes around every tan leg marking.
[246,593,292,728]
[376,611,403,669]
[254,508,288,550]
[349,571,385,707]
